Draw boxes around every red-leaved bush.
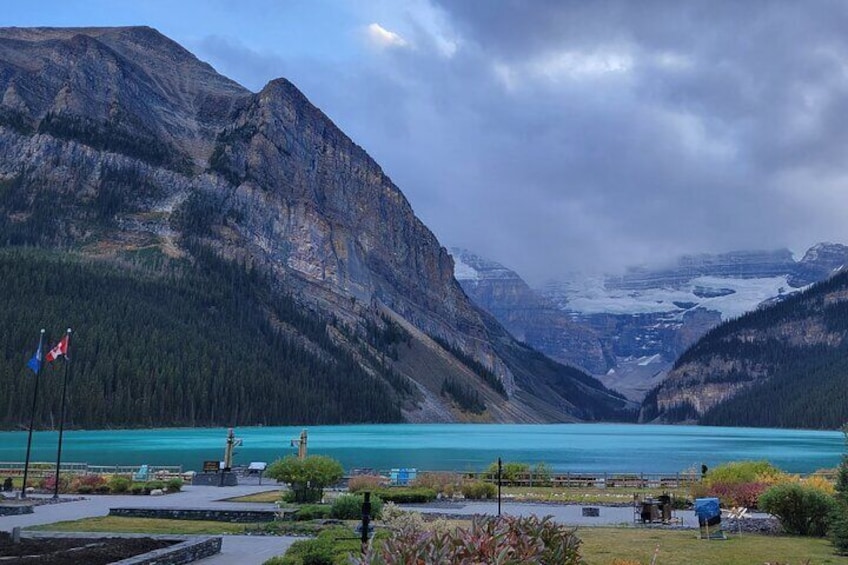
[706,482,768,509]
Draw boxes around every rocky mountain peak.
[0,26,630,424]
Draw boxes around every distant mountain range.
[452,243,848,402]
[0,26,630,428]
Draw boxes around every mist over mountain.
[453,243,848,403]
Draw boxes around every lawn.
[577,527,848,564]
[27,515,848,564]
[26,516,261,535]
[223,489,282,503]
[224,485,690,506]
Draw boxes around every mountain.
[541,245,848,397]
[0,26,630,428]
[451,248,612,375]
[640,269,848,429]
[451,244,848,403]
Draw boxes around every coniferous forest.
[644,270,848,429]
[0,247,404,430]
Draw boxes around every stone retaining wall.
[23,532,222,565]
[0,503,33,516]
[110,507,278,523]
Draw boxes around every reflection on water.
[0,423,841,473]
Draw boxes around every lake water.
[0,423,842,474]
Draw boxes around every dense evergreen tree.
[0,247,404,429]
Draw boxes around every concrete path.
[401,500,772,529]
[1,484,295,565]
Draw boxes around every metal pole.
[53,329,71,499]
[361,491,371,556]
[21,329,45,499]
[497,457,502,517]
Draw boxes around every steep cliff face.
[451,248,611,375]
[0,26,627,423]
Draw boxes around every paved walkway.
[1,484,295,565]
[2,486,773,563]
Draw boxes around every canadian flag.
[46,335,69,362]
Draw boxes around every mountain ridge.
[0,26,629,426]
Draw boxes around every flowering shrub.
[355,514,584,565]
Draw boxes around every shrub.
[705,460,783,486]
[143,480,165,494]
[70,474,106,493]
[131,485,145,495]
[94,485,111,494]
[355,514,582,565]
[411,472,461,497]
[331,493,383,520]
[40,474,71,493]
[461,480,496,500]
[533,462,553,486]
[348,475,385,493]
[108,475,132,493]
[707,481,769,509]
[803,474,835,495]
[166,478,183,492]
[271,526,364,565]
[373,487,436,504]
[485,460,530,484]
[831,425,848,554]
[759,482,837,536]
[266,455,344,504]
[296,504,332,521]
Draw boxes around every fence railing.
[469,471,701,489]
[0,462,182,479]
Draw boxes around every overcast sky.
[6,1,848,283]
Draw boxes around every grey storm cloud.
[195,1,848,284]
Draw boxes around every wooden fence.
[0,461,182,479]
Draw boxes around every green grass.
[26,516,262,535]
[577,527,848,564]
[222,489,281,503]
[501,485,691,505]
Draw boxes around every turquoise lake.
[0,424,842,474]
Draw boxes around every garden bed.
[0,531,174,564]
[0,532,222,565]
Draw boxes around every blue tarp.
[695,497,721,524]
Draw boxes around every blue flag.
[26,341,42,374]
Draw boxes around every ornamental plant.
[266,455,344,503]
[759,482,836,536]
[330,493,383,520]
[354,514,584,565]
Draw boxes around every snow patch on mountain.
[551,275,795,320]
[453,255,480,281]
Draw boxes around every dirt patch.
[0,532,175,564]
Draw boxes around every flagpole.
[21,329,45,500]
[53,328,72,500]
